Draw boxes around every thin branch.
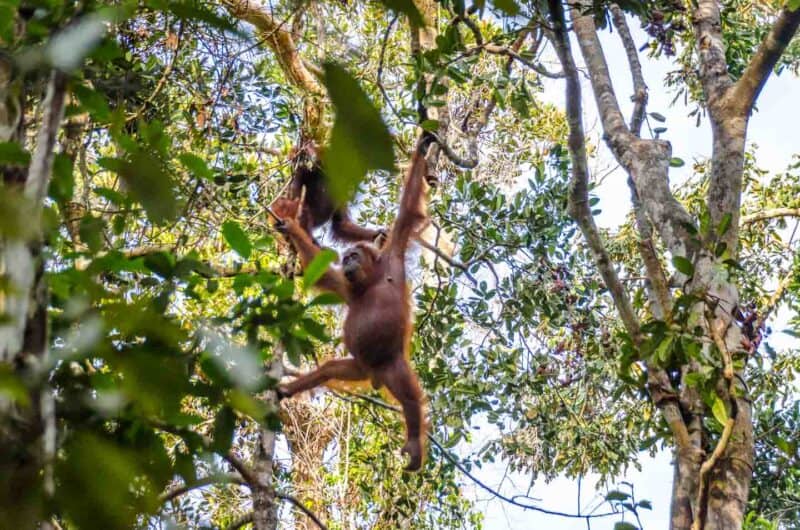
[731,6,800,115]
[741,207,800,225]
[151,421,256,484]
[160,473,247,503]
[416,235,477,285]
[609,5,647,136]
[127,22,184,123]
[223,493,329,530]
[276,492,328,530]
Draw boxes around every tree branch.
[224,492,329,530]
[160,473,247,503]
[741,207,800,225]
[609,4,647,136]
[549,0,691,455]
[569,1,633,150]
[692,0,733,118]
[731,6,800,115]
[548,0,640,340]
[219,0,325,137]
[152,421,256,484]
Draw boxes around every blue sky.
[468,20,800,530]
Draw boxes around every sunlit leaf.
[222,220,252,260]
[322,62,395,205]
[302,249,337,289]
[711,396,729,425]
[672,256,694,276]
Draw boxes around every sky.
[464,18,800,530]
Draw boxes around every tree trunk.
[251,359,284,530]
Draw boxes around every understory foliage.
[0,0,799,529]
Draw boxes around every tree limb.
[609,4,647,136]
[152,421,256,484]
[548,0,639,340]
[219,0,325,137]
[731,6,800,116]
[549,0,691,455]
[224,492,329,530]
[569,1,633,150]
[741,207,800,225]
[692,0,733,118]
[160,473,247,503]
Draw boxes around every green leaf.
[302,249,338,289]
[72,84,111,122]
[221,220,252,260]
[46,11,113,71]
[0,141,30,166]
[377,0,424,26]
[420,119,440,131]
[0,365,30,407]
[669,157,685,168]
[614,523,638,530]
[79,215,106,253]
[211,406,236,453]
[49,153,74,203]
[98,153,177,224]
[672,256,694,276]
[178,153,213,181]
[711,396,728,425]
[606,490,630,502]
[174,451,196,484]
[321,62,395,205]
[717,212,732,236]
[637,500,653,510]
[493,0,520,15]
[649,112,666,122]
[309,292,344,306]
[654,335,673,364]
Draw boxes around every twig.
[415,235,477,284]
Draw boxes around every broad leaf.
[321,62,395,205]
[303,249,338,289]
[672,256,694,276]
[221,220,252,260]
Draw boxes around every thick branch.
[549,0,639,340]
[609,5,647,136]
[741,207,800,225]
[569,1,694,259]
[731,7,800,115]
[693,0,733,117]
[219,0,325,137]
[569,1,633,150]
[549,0,691,455]
[628,179,671,318]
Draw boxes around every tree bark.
[548,0,800,528]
